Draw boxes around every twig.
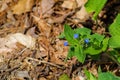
[26,57,65,69]
[0,64,20,76]
[13,47,27,60]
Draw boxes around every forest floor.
[0,0,120,80]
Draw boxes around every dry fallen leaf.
[76,0,88,7]
[15,71,31,79]
[0,2,8,12]
[39,77,47,80]
[32,15,51,37]
[0,33,36,53]
[41,0,55,14]
[75,6,89,21]
[6,33,36,49]
[26,27,38,38]
[48,10,75,24]
[12,0,34,15]
[62,0,77,9]
[89,64,98,77]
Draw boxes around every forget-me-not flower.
[64,41,68,46]
[84,39,89,44]
[74,34,79,39]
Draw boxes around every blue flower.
[74,34,79,39]
[84,39,89,44]
[64,41,68,46]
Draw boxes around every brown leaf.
[76,0,88,7]
[0,2,8,12]
[0,33,36,53]
[41,0,55,14]
[15,71,31,79]
[75,6,89,21]
[48,10,75,24]
[62,0,77,9]
[32,15,51,37]
[26,27,39,38]
[49,40,69,65]
[12,0,34,15]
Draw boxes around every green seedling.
[59,14,120,64]
[60,24,109,63]
[84,68,120,80]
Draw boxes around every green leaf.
[117,57,120,63]
[67,46,75,59]
[84,37,108,55]
[102,37,109,51]
[75,45,86,63]
[98,72,120,80]
[98,66,102,74]
[85,69,120,80]
[109,36,120,48]
[109,14,120,49]
[74,27,91,36]
[85,0,107,20]
[84,46,102,55]
[84,69,97,80]
[91,33,105,42]
[109,14,120,36]
[64,24,78,45]
[59,74,70,80]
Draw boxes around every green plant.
[84,68,120,80]
[59,14,120,64]
[59,74,70,80]
[60,24,109,63]
[108,14,120,65]
[59,0,120,79]
[109,14,120,48]
[85,0,107,20]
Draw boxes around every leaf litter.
[0,0,120,80]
